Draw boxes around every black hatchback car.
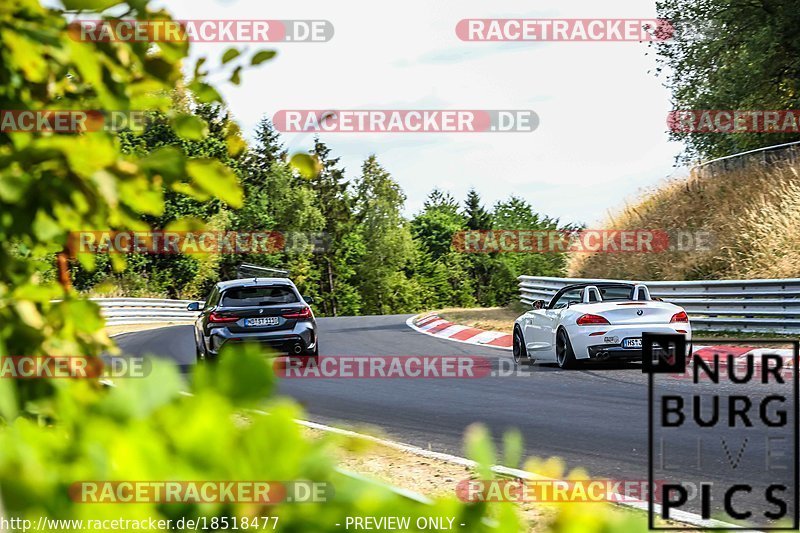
[188,278,318,361]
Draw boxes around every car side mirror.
[303,295,315,305]
[187,302,203,311]
[531,300,545,310]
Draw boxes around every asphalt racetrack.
[114,315,797,522]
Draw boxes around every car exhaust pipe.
[595,351,609,361]
[292,344,303,354]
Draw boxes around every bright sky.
[143,1,689,225]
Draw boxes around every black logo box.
[646,335,799,530]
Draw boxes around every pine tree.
[308,138,354,316]
[463,188,492,230]
[253,117,285,168]
[423,188,460,214]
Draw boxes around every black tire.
[512,327,530,366]
[555,328,577,369]
[196,336,218,363]
[195,335,205,362]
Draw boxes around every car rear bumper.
[565,324,691,361]
[587,344,643,360]
[206,322,316,355]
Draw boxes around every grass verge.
[436,303,526,334]
[569,162,800,280]
[106,321,193,337]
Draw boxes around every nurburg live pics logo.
[644,334,799,530]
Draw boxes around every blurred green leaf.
[192,344,274,405]
[139,147,186,181]
[189,81,222,103]
[186,158,243,208]
[58,299,104,334]
[502,429,523,469]
[164,217,207,232]
[3,31,48,83]
[193,56,208,78]
[99,359,183,419]
[289,153,322,179]
[32,212,61,242]
[171,114,209,141]
[465,423,496,479]
[0,380,18,421]
[230,65,242,85]
[0,174,28,203]
[251,50,277,65]
[222,48,241,64]
[61,0,124,8]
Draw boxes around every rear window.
[597,286,634,301]
[550,285,634,308]
[221,286,298,306]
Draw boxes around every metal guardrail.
[97,262,290,325]
[94,298,200,326]
[519,276,800,333]
[691,140,800,177]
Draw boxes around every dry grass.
[301,425,557,531]
[436,303,526,334]
[105,322,192,337]
[301,426,692,532]
[569,162,800,280]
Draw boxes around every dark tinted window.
[598,286,634,301]
[221,286,298,306]
[549,284,635,308]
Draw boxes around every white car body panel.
[514,284,691,363]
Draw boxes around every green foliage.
[353,156,418,314]
[485,197,567,306]
[654,0,800,160]
[407,191,569,309]
[0,348,522,531]
[71,94,569,309]
[409,190,475,308]
[464,188,492,231]
[0,0,246,369]
[305,139,356,316]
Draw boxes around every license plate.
[623,338,642,349]
[245,317,279,327]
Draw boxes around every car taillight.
[670,311,689,323]
[209,312,238,323]
[576,313,610,326]
[282,307,312,319]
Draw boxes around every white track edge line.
[294,418,748,530]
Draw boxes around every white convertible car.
[513,282,691,368]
